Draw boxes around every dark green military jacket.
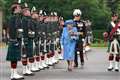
[22,16,35,57]
[6,13,22,61]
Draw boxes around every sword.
[83,39,88,60]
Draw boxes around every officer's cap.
[73,9,82,16]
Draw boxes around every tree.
[3,0,113,29]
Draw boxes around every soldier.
[21,3,38,76]
[38,10,47,69]
[73,9,87,67]
[31,6,41,71]
[6,0,24,80]
[58,16,64,60]
[103,13,120,72]
[49,12,60,64]
[39,11,49,68]
[84,20,92,52]
[45,12,54,66]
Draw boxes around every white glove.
[14,43,19,46]
[61,45,63,49]
[82,39,85,42]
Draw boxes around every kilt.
[50,43,54,52]
[46,44,49,53]
[40,43,44,54]
[34,43,39,56]
[109,39,120,54]
[26,39,34,58]
[34,38,40,56]
[6,41,21,61]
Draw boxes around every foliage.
[3,0,120,30]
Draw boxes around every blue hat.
[64,20,74,27]
[65,20,74,25]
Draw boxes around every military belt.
[9,39,17,42]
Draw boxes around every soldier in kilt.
[39,12,49,68]
[37,12,46,69]
[58,17,64,60]
[45,15,54,66]
[50,13,60,64]
[39,12,51,68]
[6,0,24,80]
[31,6,41,71]
[42,12,50,68]
[103,13,120,72]
[21,3,37,76]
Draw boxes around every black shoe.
[18,77,24,80]
[107,68,113,71]
[45,66,49,69]
[23,73,35,76]
[39,68,45,70]
[68,68,72,72]
[74,64,78,68]
[55,61,59,64]
[48,64,53,66]
[31,69,40,72]
[11,77,24,80]
[115,69,119,72]
[81,62,84,66]
[11,78,17,80]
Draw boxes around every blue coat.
[60,27,78,60]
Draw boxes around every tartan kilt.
[46,44,49,53]
[34,44,39,56]
[26,39,34,58]
[50,43,54,52]
[40,44,44,54]
[6,42,21,61]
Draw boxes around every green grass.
[91,42,107,47]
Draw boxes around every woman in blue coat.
[61,20,78,71]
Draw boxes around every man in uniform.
[49,12,60,64]
[58,16,64,60]
[6,0,24,79]
[39,11,49,68]
[103,13,120,72]
[31,6,42,71]
[21,3,38,76]
[84,20,92,52]
[38,10,47,69]
[45,12,54,66]
[73,9,86,67]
